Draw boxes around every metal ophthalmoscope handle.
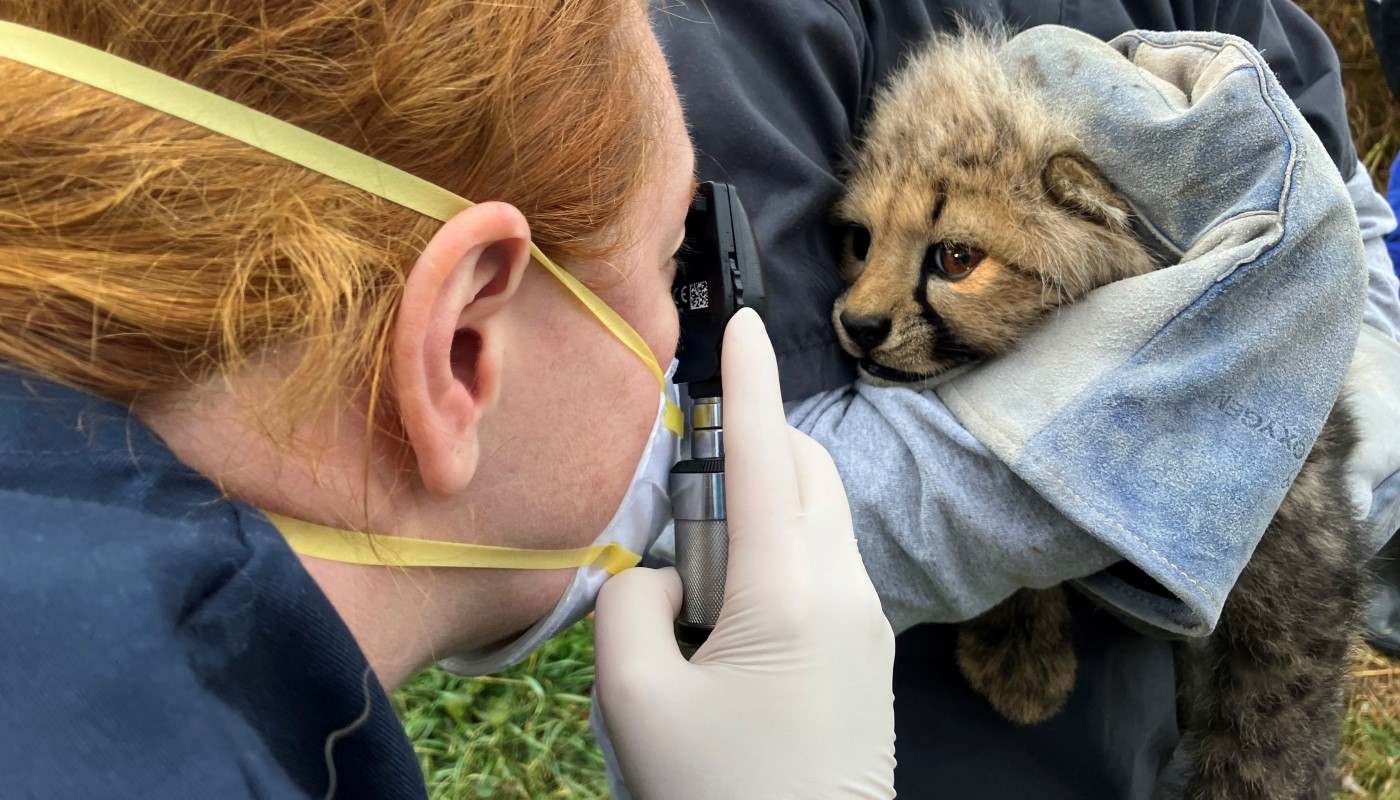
[670,395,726,656]
[667,181,766,658]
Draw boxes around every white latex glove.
[594,308,896,800]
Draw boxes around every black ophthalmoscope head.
[670,182,768,398]
[669,182,767,656]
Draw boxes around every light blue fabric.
[1356,157,1400,338]
[1344,324,1400,552]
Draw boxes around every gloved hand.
[593,308,896,800]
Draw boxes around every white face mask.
[264,361,681,675]
[0,20,686,676]
[439,359,682,674]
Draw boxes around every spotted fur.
[836,30,1368,799]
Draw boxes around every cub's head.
[833,33,1156,386]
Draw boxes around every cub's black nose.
[840,312,891,352]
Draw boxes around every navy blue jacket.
[0,372,425,799]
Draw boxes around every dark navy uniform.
[0,372,425,799]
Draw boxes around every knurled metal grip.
[675,517,729,626]
[672,395,727,647]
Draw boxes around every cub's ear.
[1042,153,1132,231]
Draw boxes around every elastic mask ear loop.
[0,21,668,390]
[264,512,643,575]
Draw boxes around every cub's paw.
[956,586,1077,725]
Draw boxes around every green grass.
[1342,710,1400,798]
[1338,651,1400,799]
[392,620,608,799]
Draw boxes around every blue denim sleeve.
[787,386,1124,632]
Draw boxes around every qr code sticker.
[687,281,710,311]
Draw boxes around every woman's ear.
[393,202,532,495]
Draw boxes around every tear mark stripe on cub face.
[997,258,1035,277]
[913,271,981,366]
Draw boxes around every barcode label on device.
[686,281,709,311]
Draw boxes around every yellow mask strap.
[0,21,670,393]
[263,512,642,575]
[663,398,684,438]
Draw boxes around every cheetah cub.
[834,31,1367,800]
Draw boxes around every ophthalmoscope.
[669,181,767,657]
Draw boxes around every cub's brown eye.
[925,242,984,280]
[846,224,872,261]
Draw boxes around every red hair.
[0,0,659,422]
